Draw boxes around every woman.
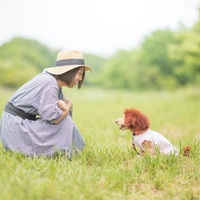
[0,50,94,158]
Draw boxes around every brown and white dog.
[115,108,191,156]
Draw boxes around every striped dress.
[0,71,85,158]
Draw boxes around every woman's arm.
[53,100,73,124]
[53,108,69,124]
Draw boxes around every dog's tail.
[183,146,191,157]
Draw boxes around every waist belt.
[4,102,36,120]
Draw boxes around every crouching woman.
[0,50,94,159]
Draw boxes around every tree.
[139,29,178,89]
[168,31,200,85]
[0,37,56,87]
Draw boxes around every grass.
[0,86,200,200]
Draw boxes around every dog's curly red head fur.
[124,108,150,134]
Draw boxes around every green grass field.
[0,86,200,200]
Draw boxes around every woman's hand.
[54,100,73,124]
[58,100,73,111]
[57,100,67,111]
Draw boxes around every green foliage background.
[0,38,56,87]
[0,11,200,90]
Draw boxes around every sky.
[0,0,199,57]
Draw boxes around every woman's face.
[70,67,85,88]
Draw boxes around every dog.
[115,108,191,156]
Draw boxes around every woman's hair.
[54,67,85,89]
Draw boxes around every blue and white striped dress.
[0,71,85,158]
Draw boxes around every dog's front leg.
[132,143,140,155]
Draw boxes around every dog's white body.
[133,129,179,155]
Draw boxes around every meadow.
[0,86,200,200]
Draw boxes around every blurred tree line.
[0,9,200,90]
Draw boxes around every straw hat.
[45,50,94,75]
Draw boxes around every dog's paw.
[183,146,191,157]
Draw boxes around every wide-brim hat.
[44,50,94,75]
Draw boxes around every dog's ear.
[124,109,136,126]
[124,108,150,132]
[125,115,136,127]
[134,110,149,132]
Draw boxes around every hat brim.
[44,65,94,75]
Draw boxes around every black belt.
[4,102,36,120]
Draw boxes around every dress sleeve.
[37,82,63,122]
